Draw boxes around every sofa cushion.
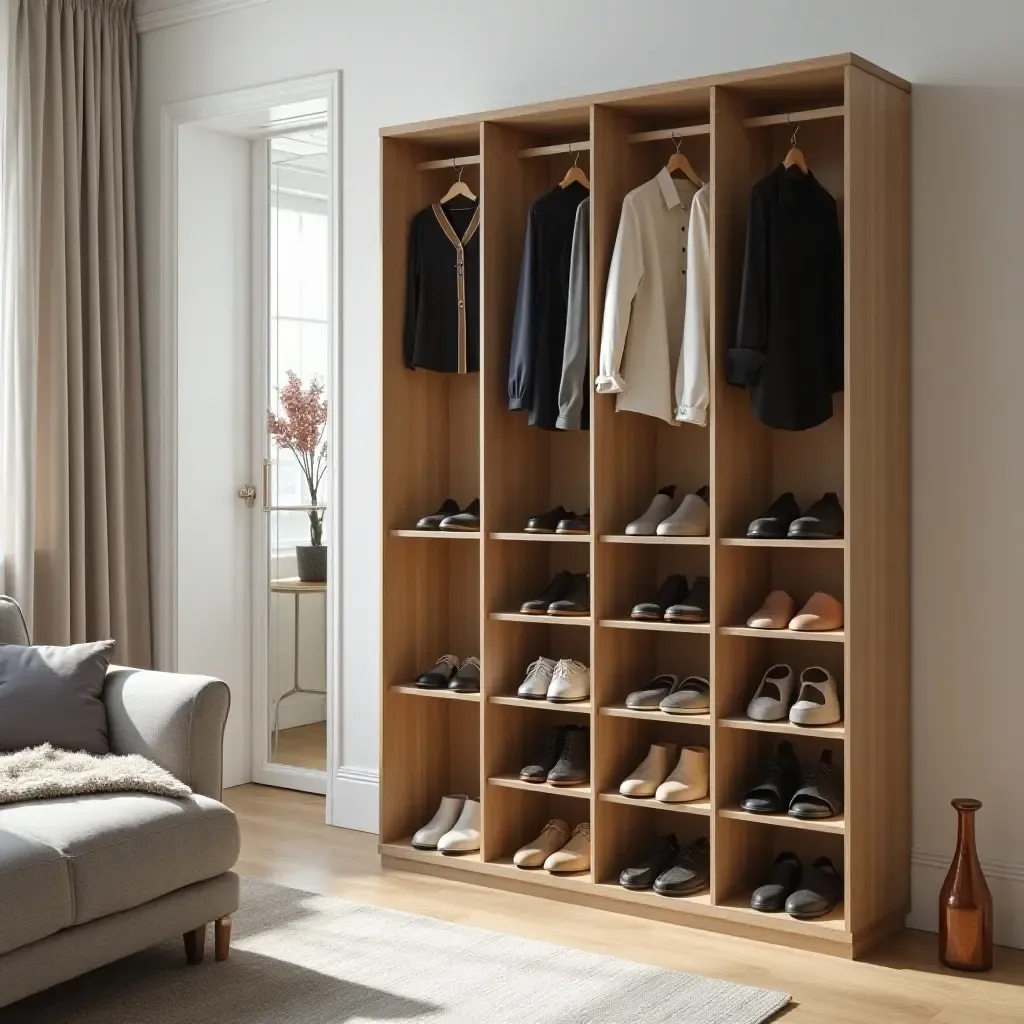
[0,792,239,926]
[0,640,115,754]
[0,828,74,954]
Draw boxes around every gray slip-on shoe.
[624,674,679,710]
[659,676,710,715]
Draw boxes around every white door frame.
[158,72,342,818]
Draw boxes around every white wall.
[140,0,1024,944]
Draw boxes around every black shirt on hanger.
[727,164,843,431]
[404,199,481,373]
[507,181,589,430]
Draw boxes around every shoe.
[439,497,480,532]
[656,746,710,803]
[788,492,843,539]
[556,510,590,535]
[624,674,679,710]
[746,492,800,538]
[751,852,802,912]
[653,836,710,897]
[659,675,710,715]
[416,654,460,689]
[416,497,460,530]
[631,574,688,620]
[657,486,710,536]
[745,590,796,629]
[739,741,801,814]
[513,819,571,868]
[619,835,680,890]
[789,749,843,820]
[789,592,843,631]
[789,667,842,725]
[665,575,710,623]
[449,656,480,693]
[524,505,569,533]
[412,794,467,849]
[547,726,590,786]
[746,664,796,721]
[520,571,575,614]
[517,656,557,700]
[619,741,678,798]
[544,822,590,873]
[785,857,842,919]
[437,798,481,854]
[547,659,590,702]
[519,725,571,783]
[548,573,590,617]
[625,485,676,536]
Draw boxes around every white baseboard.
[330,767,379,833]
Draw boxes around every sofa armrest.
[103,668,231,800]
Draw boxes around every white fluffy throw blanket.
[0,743,192,804]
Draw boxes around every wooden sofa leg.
[215,916,232,961]
[183,925,206,965]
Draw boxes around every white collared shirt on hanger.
[596,168,710,427]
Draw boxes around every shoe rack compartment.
[484,618,590,703]
[486,540,590,621]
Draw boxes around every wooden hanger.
[559,144,590,190]
[440,159,477,205]
[783,123,808,174]
[666,133,703,189]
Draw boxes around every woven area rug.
[2,879,790,1023]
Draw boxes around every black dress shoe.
[519,725,571,783]
[665,575,710,623]
[556,511,590,535]
[416,654,461,689]
[448,657,480,693]
[416,498,460,530]
[440,497,480,532]
[653,837,710,897]
[785,857,842,919]
[631,574,688,620]
[524,506,569,533]
[520,571,575,614]
[746,493,800,538]
[548,573,590,616]
[788,492,844,539]
[620,835,680,891]
[739,740,802,814]
[751,852,802,912]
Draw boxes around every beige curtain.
[0,0,151,664]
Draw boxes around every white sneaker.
[747,664,796,721]
[517,657,557,700]
[789,668,842,726]
[412,794,466,850]
[656,746,710,803]
[619,742,678,798]
[437,797,481,854]
[625,486,676,535]
[547,659,590,703]
[656,486,710,536]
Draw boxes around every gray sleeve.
[556,198,590,430]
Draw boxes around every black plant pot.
[296,545,327,583]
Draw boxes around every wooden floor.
[272,721,326,771]
[225,784,1024,1023]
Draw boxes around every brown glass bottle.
[938,798,993,971]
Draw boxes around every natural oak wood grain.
[214,917,232,962]
[599,619,712,634]
[718,715,845,740]
[389,529,479,540]
[719,806,846,835]
[490,612,591,626]
[599,792,713,816]
[389,685,481,702]
[600,535,711,546]
[719,537,845,549]
[489,775,592,799]
[600,704,712,726]
[718,626,845,642]
[489,532,590,543]
[490,694,591,713]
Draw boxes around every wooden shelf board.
[719,537,845,549]
[389,685,481,702]
[716,894,847,933]
[600,618,711,635]
[488,775,591,799]
[718,807,846,835]
[594,882,713,914]
[600,704,711,726]
[490,695,591,714]
[389,529,479,540]
[718,626,845,643]
[380,839,482,866]
[490,532,590,543]
[489,858,593,889]
[600,535,710,546]
[491,612,592,627]
[718,715,845,740]
[598,793,712,816]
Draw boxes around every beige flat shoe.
[513,819,571,869]
[544,822,590,873]
[746,590,796,629]
[656,746,710,803]
[789,592,843,631]
[619,742,678,798]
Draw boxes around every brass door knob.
[238,485,257,508]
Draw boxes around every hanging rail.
[626,123,711,144]
[742,105,845,128]
[414,154,481,172]
[517,140,591,159]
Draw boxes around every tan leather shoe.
[656,746,710,803]
[746,590,796,629]
[513,819,571,868]
[619,742,678,798]
[544,822,590,873]
[789,592,843,631]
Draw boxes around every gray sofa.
[0,596,241,1008]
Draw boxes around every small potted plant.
[268,371,328,582]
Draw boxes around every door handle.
[238,485,257,508]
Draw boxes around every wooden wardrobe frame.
[379,53,910,958]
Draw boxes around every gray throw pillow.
[0,640,115,754]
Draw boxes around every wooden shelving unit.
[381,53,909,959]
